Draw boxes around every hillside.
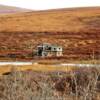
[0,7,100,32]
[0,4,30,14]
[0,7,100,60]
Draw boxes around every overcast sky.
[0,0,100,10]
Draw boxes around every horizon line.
[0,4,100,11]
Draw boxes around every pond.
[56,63,100,67]
[0,62,100,67]
[0,62,32,66]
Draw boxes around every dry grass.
[0,67,100,100]
[0,7,99,60]
[0,64,76,75]
[0,7,100,32]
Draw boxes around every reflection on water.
[56,63,100,67]
[0,62,32,66]
[0,62,100,67]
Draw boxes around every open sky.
[0,0,100,10]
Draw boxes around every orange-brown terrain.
[0,7,100,60]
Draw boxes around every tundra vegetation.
[0,7,100,61]
[0,6,99,100]
[0,67,100,100]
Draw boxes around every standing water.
[0,62,32,66]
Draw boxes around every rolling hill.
[0,7,100,32]
[0,7,100,60]
[0,4,30,14]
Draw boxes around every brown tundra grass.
[0,67,100,100]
